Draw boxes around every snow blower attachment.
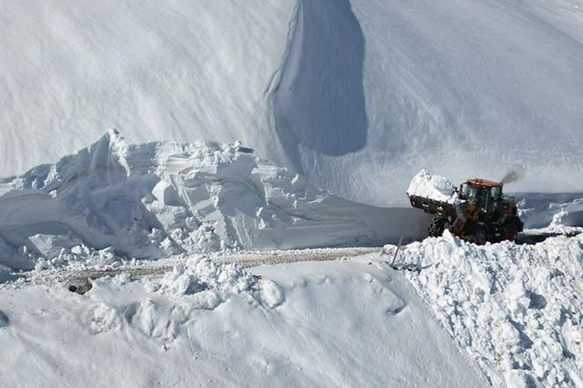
[407,172,523,244]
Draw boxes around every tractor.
[408,178,523,244]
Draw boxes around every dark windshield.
[490,186,502,200]
[466,185,480,205]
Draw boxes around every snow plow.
[407,171,523,244]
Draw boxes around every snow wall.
[2,0,583,206]
[0,131,430,270]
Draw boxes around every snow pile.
[0,131,429,271]
[406,169,460,204]
[150,255,258,297]
[392,232,583,387]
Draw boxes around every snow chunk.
[406,169,460,204]
[154,255,258,297]
[89,304,121,334]
[259,279,285,308]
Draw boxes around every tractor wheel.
[503,222,519,242]
[428,216,451,237]
[466,225,487,245]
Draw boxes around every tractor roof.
[466,178,502,188]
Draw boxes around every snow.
[390,231,583,387]
[1,133,581,388]
[1,0,583,387]
[0,130,428,271]
[406,169,461,204]
[0,257,487,388]
[1,0,582,206]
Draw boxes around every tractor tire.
[466,224,487,245]
[428,216,451,237]
[503,221,519,242]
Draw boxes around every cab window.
[490,186,501,200]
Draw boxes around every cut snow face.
[2,0,583,206]
[0,131,429,271]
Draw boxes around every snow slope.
[0,0,295,179]
[2,0,583,387]
[2,0,582,205]
[0,256,488,388]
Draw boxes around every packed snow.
[406,169,461,204]
[0,130,428,272]
[2,0,583,387]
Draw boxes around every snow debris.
[258,279,285,309]
[33,246,122,272]
[395,233,583,387]
[406,169,461,204]
[89,304,122,334]
[151,255,258,297]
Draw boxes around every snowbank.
[391,232,583,387]
[0,131,429,270]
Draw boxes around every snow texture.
[0,131,428,271]
[1,0,582,205]
[1,0,583,387]
[406,169,461,204]
[390,231,583,387]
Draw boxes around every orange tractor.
[408,178,523,244]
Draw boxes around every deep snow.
[1,0,582,205]
[2,0,583,387]
[1,134,582,388]
[0,130,429,271]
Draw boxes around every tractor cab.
[460,178,503,214]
